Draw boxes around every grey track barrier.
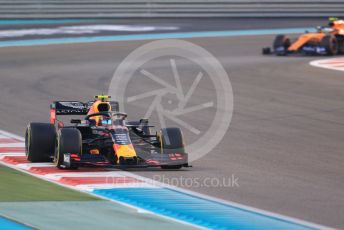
[0,0,343,18]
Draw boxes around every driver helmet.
[328,17,338,27]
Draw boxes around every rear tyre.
[55,128,81,169]
[335,35,344,54]
[25,123,56,162]
[273,34,291,56]
[159,128,185,170]
[320,35,338,55]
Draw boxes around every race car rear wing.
[50,101,119,124]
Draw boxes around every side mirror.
[71,119,81,124]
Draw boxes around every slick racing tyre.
[160,127,185,169]
[273,34,291,56]
[262,47,271,55]
[25,123,56,162]
[335,35,344,54]
[55,128,81,169]
[320,35,338,55]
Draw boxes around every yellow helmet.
[95,94,111,102]
[329,17,338,22]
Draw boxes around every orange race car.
[263,18,344,56]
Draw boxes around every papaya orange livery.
[263,18,344,56]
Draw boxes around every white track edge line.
[310,58,344,72]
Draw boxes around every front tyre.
[320,35,338,55]
[159,127,185,170]
[335,35,344,54]
[273,34,291,56]
[25,123,56,162]
[55,128,81,169]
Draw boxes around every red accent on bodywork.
[145,159,160,165]
[169,153,185,160]
[58,121,64,129]
[50,109,56,124]
[70,154,80,161]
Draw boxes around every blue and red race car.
[25,95,188,170]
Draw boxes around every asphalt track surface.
[0,19,343,229]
